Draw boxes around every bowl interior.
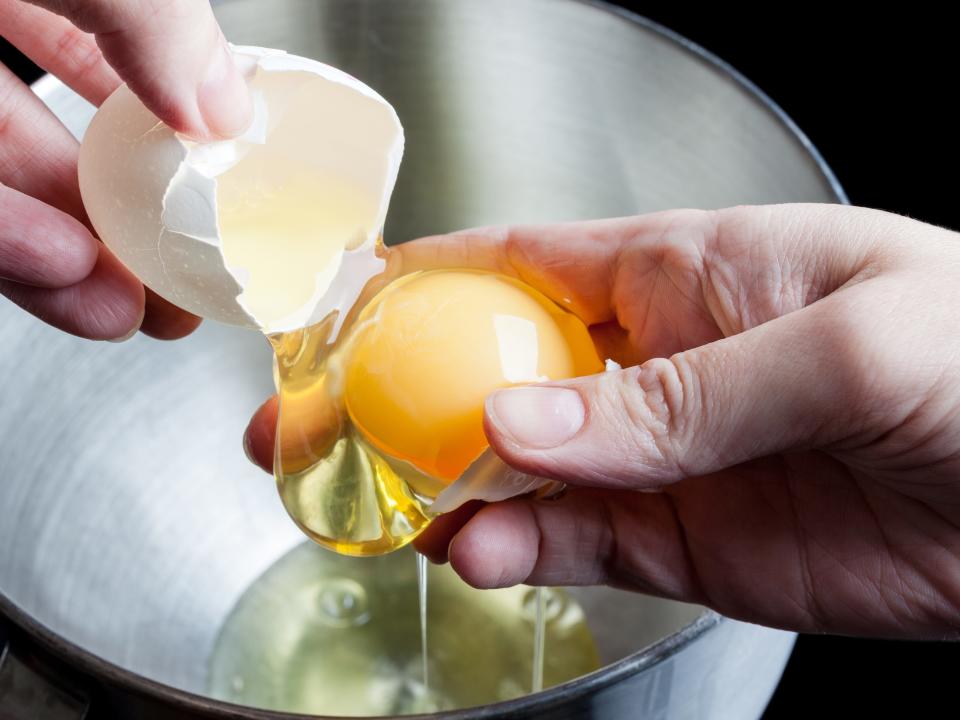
[0,0,838,712]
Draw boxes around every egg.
[78,46,402,334]
[276,269,603,554]
[77,46,606,555]
[343,270,603,482]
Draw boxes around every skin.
[246,204,960,640]
[3,1,955,643]
[0,0,251,340]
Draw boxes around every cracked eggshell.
[78,46,404,333]
[429,449,555,514]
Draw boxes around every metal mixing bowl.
[0,1,844,717]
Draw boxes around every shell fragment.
[79,46,403,334]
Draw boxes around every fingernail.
[197,41,253,138]
[107,325,140,343]
[107,309,144,343]
[487,387,585,449]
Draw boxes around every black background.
[611,5,958,718]
[2,2,957,718]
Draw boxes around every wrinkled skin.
[247,204,960,639]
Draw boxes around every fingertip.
[196,39,253,140]
[139,311,202,340]
[78,0,252,142]
[74,247,145,341]
[448,502,539,589]
[242,427,258,468]
[244,395,278,473]
[138,288,202,340]
[414,500,485,564]
[414,544,449,566]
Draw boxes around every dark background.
[617,5,959,718]
[2,2,956,718]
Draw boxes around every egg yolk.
[342,270,603,483]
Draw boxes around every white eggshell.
[78,46,403,333]
[429,449,556,514]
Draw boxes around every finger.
[447,489,704,600]
[0,242,143,340]
[447,459,960,639]
[588,320,645,367]
[244,395,277,473]
[398,219,638,326]
[401,205,893,356]
[0,183,97,286]
[0,54,200,340]
[0,62,86,219]
[0,0,120,105]
[483,281,906,489]
[26,0,252,139]
[414,500,485,564]
[243,382,343,475]
[139,287,201,340]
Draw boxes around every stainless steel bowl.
[0,1,843,718]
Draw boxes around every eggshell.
[429,449,554,514]
[78,46,403,333]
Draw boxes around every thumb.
[483,295,876,489]
[28,0,252,139]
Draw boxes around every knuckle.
[0,79,53,190]
[600,359,693,480]
[0,70,25,142]
[637,209,715,269]
[615,210,716,333]
[500,226,531,273]
[708,206,797,329]
[56,27,108,85]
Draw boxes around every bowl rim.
[0,591,723,719]
[587,0,848,205]
[4,0,843,716]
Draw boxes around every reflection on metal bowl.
[0,1,842,717]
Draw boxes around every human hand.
[245,203,960,639]
[0,0,252,339]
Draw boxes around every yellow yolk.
[342,270,603,483]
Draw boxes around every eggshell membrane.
[78,46,403,333]
[430,449,553,514]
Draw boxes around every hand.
[0,0,252,339]
[245,204,960,640]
